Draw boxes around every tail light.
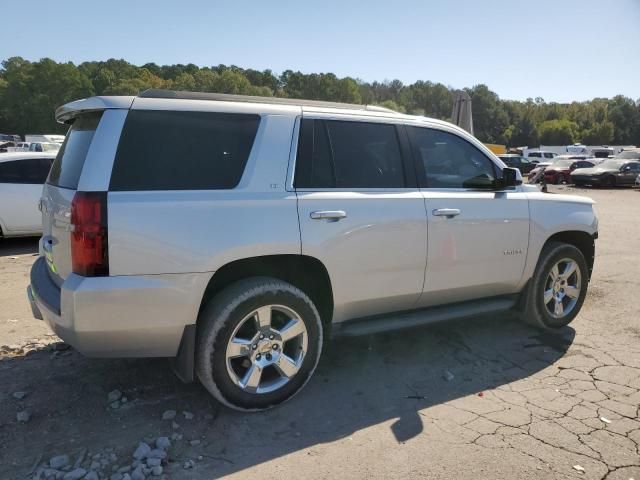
[70,192,109,276]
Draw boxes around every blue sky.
[2,0,639,102]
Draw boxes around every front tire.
[523,242,589,330]
[196,277,323,411]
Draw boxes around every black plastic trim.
[169,324,196,383]
[331,295,518,338]
[30,257,61,316]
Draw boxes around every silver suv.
[28,90,598,411]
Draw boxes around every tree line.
[1,56,639,147]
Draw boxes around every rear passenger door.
[0,157,52,232]
[295,117,427,323]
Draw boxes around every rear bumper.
[28,256,211,357]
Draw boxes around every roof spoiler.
[55,96,135,124]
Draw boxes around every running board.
[331,296,517,338]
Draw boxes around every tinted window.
[295,119,405,189]
[407,127,496,189]
[529,152,541,158]
[544,153,555,158]
[0,158,53,184]
[48,112,102,189]
[110,110,260,191]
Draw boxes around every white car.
[28,142,61,153]
[0,152,56,237]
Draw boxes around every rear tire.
[522,242,589,331]
[196,277,323,411]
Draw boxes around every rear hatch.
[41,112,103,287]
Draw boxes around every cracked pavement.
[0,185,639,479]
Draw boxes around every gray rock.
[147,449,166,460]
[62,468,86,480]
[42,468,60,479]
[183,459,195,469]
[92,454,101,460]
[110,401,121,409]
[170,433,182,441]
[122,475,131,480]
[17,410,31,423]
[150,466,163,476]
[182,411,194,420]
[443,370,455,381]
[84,471,99,480]
[110,475,124,480]
[189,440,201,446]
[161,410,176,421]
[132,442,151,460]
[107,389,122,402]
[89,461,101,470]
[146,458,161,467]
[50,455,70,469]
[109,453,118,463]
[204,413,214,420]
[171,421,180,430]
[12,391,27,400]
[130,465,145,480]
[155,437,170,450]
[121,397,128,403]
[118,466,132,473]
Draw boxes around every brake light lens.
[70,192,108,276]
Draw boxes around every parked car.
[0,133,22,143]
[29,142,61,153]
[498,154,536,174]
[28,90,598,411]
[527,150,557,162]
[0,152,56,237]
[527,161,553,182]
[544,159,595,184]
[570,158,640,187]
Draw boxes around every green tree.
[538,119,579,145]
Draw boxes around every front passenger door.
[407,126,530,308]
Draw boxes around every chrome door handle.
[310,210,347,221]
[432,208,461,218]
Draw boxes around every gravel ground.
[0,185,639,480]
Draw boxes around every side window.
[295,119,405,189]
[110,110,260,191]
[544,153,554,158]
[407,127,497,189]
[0,158,51,184]
[529,152,541,158]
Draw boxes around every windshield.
[598,159,626,169]
[613,150,640,160]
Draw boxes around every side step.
[331,296,517,338]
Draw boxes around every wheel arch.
[198,254,334,327]
[542,230,595,280]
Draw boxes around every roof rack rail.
[138,89,396,113]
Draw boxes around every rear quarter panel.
[107,113,301,276]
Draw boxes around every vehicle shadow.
[0,237,39,257]
[0,314,574,477]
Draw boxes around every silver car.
[29,90,598,411]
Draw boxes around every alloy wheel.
[543,258,582,319]
[225,305,308,394]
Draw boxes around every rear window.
[48,112,102,189]
[109,110,260,191]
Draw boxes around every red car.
[543,159,595,184]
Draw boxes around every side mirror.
[501,167,520,188]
